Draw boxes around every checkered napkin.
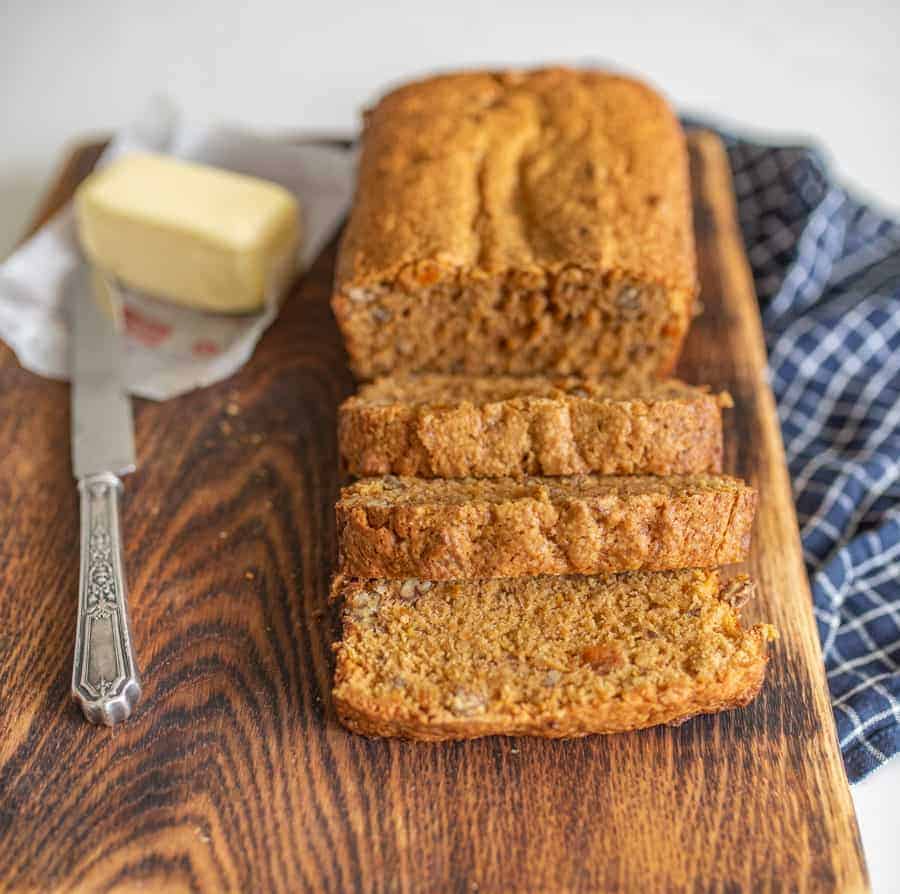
[720,132,900,781]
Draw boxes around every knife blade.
[69,267,141,725]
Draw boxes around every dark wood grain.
[0,132,868,893]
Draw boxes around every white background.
[3,0,899,889]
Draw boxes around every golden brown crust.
[339,374,728,478]
[332,571,776,741]
[336,474,756,579]
[333,67,696,379]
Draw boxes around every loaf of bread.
[332,68,697,380]
[332,570,776,740]
[336,474,755,580]
[339,373,730,478]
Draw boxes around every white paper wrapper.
[0,98,356,400]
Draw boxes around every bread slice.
[332,570,776,740]
[336,474,756,580]
[332,68,696,380]
[339,374,731,479]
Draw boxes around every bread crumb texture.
[333,570,777,739]
[336,474,756,579]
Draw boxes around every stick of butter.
[74,153,301,314]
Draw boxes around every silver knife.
[69,267,141,725]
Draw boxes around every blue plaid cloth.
[721,132,900,782]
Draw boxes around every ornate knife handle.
[72,472,141,725]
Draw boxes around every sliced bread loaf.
[332,570,776,740]
[336,474,756,580]
[339,374,730,478]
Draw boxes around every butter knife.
[69,268,141,725]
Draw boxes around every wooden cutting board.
[0,132,868,893]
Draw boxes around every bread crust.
[336,474,756,579]
[332,68,697,379]
[339,374,728,478]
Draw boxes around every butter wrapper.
[0,97,355,400]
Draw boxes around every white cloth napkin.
[0,98,356,400]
